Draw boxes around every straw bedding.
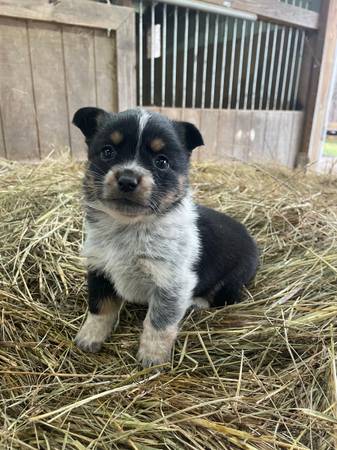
[0,157,337,450]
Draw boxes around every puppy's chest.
[84,220,178,302]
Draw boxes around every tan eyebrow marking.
[150,138,165,152]
[110,130,123,145]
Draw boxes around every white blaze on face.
[136,109,151,154]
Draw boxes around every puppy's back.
[194,205,258,305]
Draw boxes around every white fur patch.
[138,109,150,136]
[137,317,177,367]
[75,303,122,352]
[83,194,200,306]
[136,109,150,154]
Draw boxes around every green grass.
[323,140,337,157]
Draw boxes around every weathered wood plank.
[216,110,236,161]
[304,0,337,167]
[0,18,39,160]
[28,21,70,157]
[276,111,294,167]
[116,11,136,111]
[263,111,283,164]
[0,0,131,31]
[233,110,252,162]
[143,106,161,114]
[200,109,219,161]
[297,32,313,112]
[250,111,267,163]
[205,0,319,30]
[289,112,304,168]
[94,29,118,113]
[182,108,201,128]
[62,25,96,159]
[0,107,6,157]
[160,107,182,121]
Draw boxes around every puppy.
[73,107,258,367]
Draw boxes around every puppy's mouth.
[102,196,152,216]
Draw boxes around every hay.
[0,156,337,450]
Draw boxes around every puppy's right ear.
[72,107,107,141]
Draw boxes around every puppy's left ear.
[72,107,108,141]
[174,121,204,152]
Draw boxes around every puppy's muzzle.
[116,170,141,193]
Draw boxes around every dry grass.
[1,157,337,450]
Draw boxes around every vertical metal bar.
[280,27,293,110]
[228,18,238,109]
[219,17,228,109]
[266,24,278,110]
[172,5,178,107]
[243,21,254,110]
[201,13,210,109]
[273,25,285,110]
[138,0,143,106]
[236,19,246,109]
[258,22,271,110]
[251,21,263,109]
[210,15,219,109]
[182,8,189,108]
[192,11,199,108]
[286,28,299,109]
[292,29,305,110]
[161,3,167,107]
[150,2,155,105]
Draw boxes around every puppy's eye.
[101,145,116,161]
[155,155,170,170]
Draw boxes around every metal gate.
[136,0,316,111]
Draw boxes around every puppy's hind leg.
[75,271,123,353]
[192,297,210,309]
[212,280,242,307]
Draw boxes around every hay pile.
[1,157,337,450]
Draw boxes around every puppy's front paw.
[74,312,115,353]
[137,319,177,368]
[75,332,103,353]
[137,343,171,368]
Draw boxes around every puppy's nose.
[117,171,139,193]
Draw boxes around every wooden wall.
[0,0,136,161]
[328,72,337,130]
[146,107,304,168]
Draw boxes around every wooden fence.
[147,107,303,167]
[0,0,336,169]
[0,0,136,160]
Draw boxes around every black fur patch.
[193,205,259,306]
[87,271,118,314]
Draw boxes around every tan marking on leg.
[137,316,177,367]
[75,298,123,353]
[150,138,165,152]
[110,130,123,145]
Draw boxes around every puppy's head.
[72,107,203,221]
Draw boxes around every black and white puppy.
[73,107,258,367]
